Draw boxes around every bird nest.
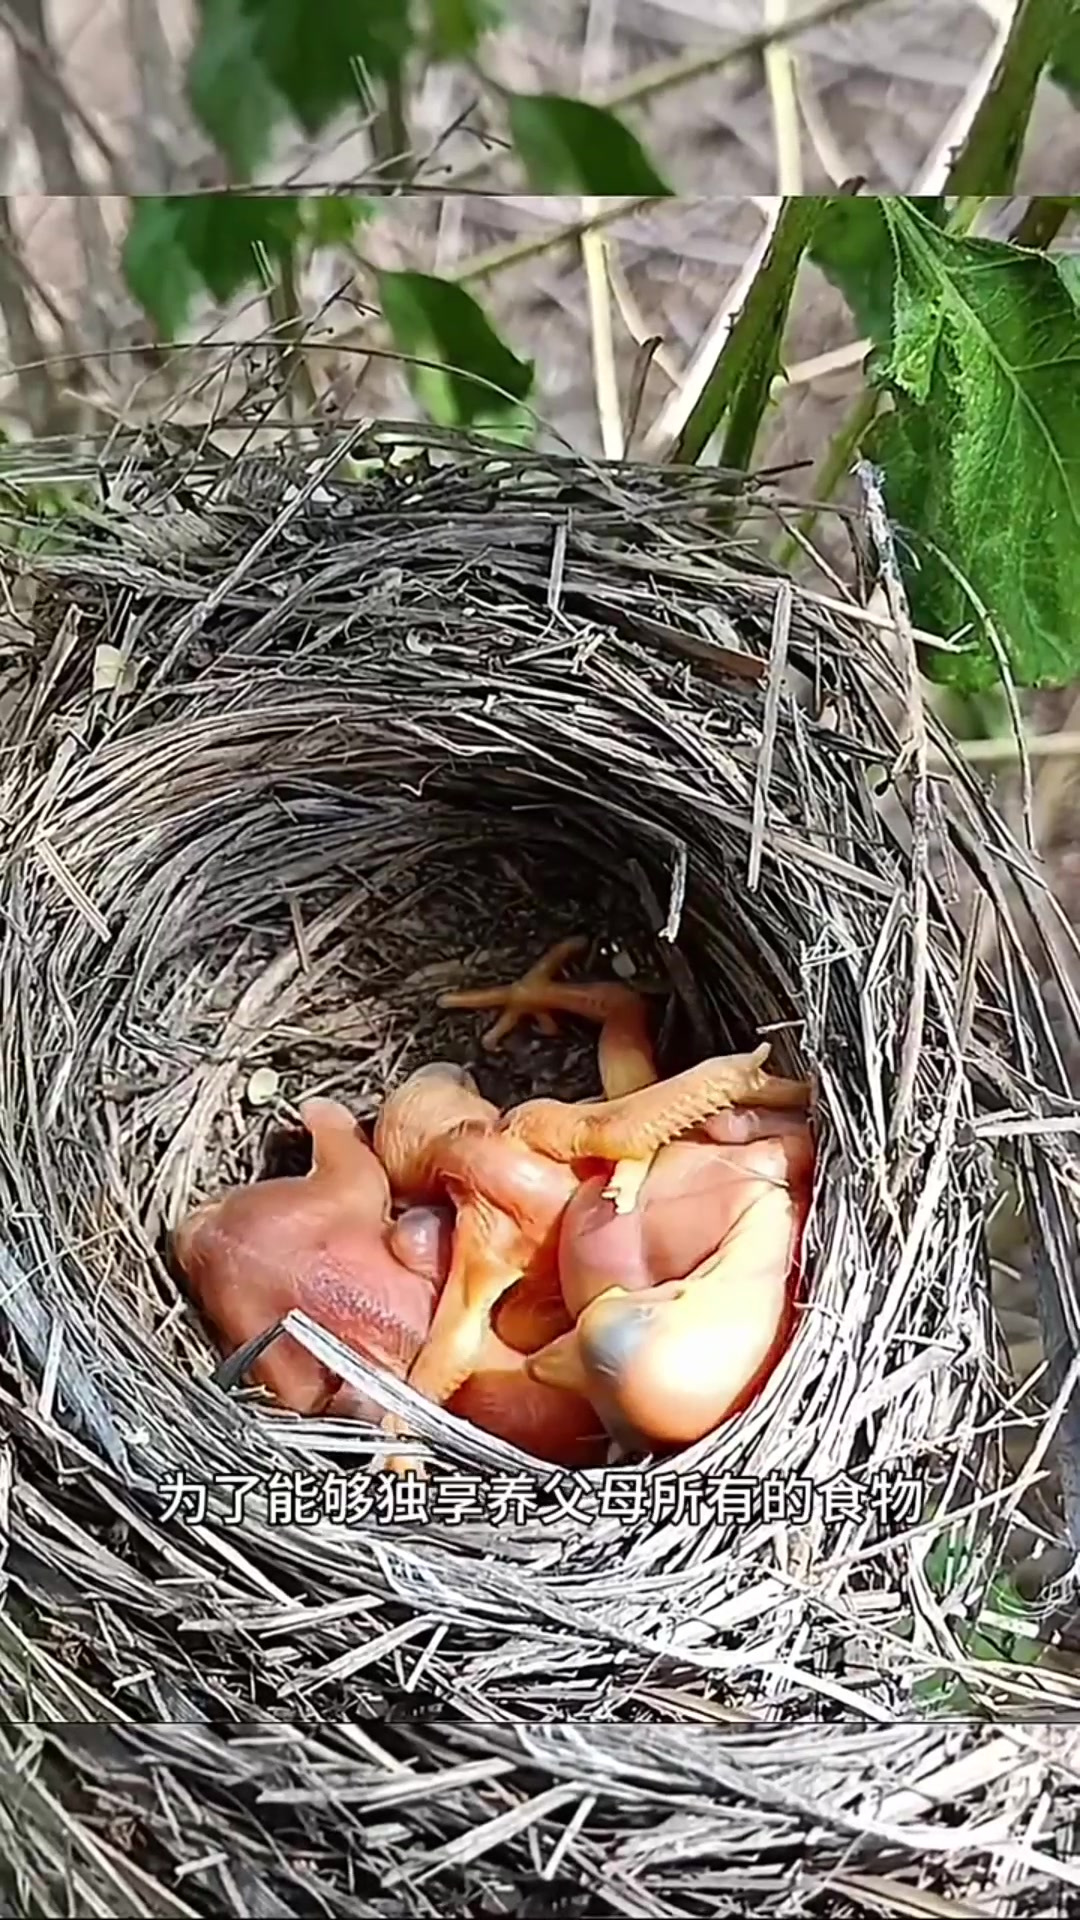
[2,422,1080,1913]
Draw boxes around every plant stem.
[267,248,318,418]
[718,352,776,476]
[948,195,985,236]
[370,67,411,184]
[946,0,1073,195]
[763,0,804,194]
[600,0,888,113]
[773,383,877,568]
[672,195,819,466]
[1010,195,1075,250]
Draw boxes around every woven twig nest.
[2,425,1079,1791]
[4,1720,1080,1919]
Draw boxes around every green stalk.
[671,196,820,466]
[1010,196,1075,249]
[370,66,411,184]
[947,0,1074,194]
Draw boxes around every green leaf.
[122,195,303,338]
[507,93,672,194]
[1057,251,1080,305]
[810,195,945,343]
[253,0,413,133]
[866,199,1080,691]
[188,0,286,177]
[302,195,375,249]
[122,200,205,339]
[423,0,500,58]
[182,195,302,302]
[377,270,535,437]
[188,0,414,167]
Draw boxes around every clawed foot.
[437,936,589,1050]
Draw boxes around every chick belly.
[555,1169,729,1320]
[556,1174,656,1318]
[584,1184,806,1448]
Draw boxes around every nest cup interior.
[29,684,810,1433]
[0,442,1021,1709]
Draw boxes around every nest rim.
[0,424,1076,1732]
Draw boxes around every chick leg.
[439,936,589,1049]
[505,1047,811,1213]
[439,937,663,1208]
[382,1209,524,1474]
[438,937,659,1096]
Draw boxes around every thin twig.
[857,461,928,1158]
[581,204,623,459]
[603,245,684,391]
[913,0,1017,193]
[577,5,624,460]
[795,58,855,186]
[939,730,1080,769]
[0,198,72,435]
[785,339,871,387]
[0,0,127,190]
[124,0,176,191]
[764,0,804,195]
[453,197,663,285]
[748,581,793,892]
[643,200,783,462]
[598,0,891,115]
